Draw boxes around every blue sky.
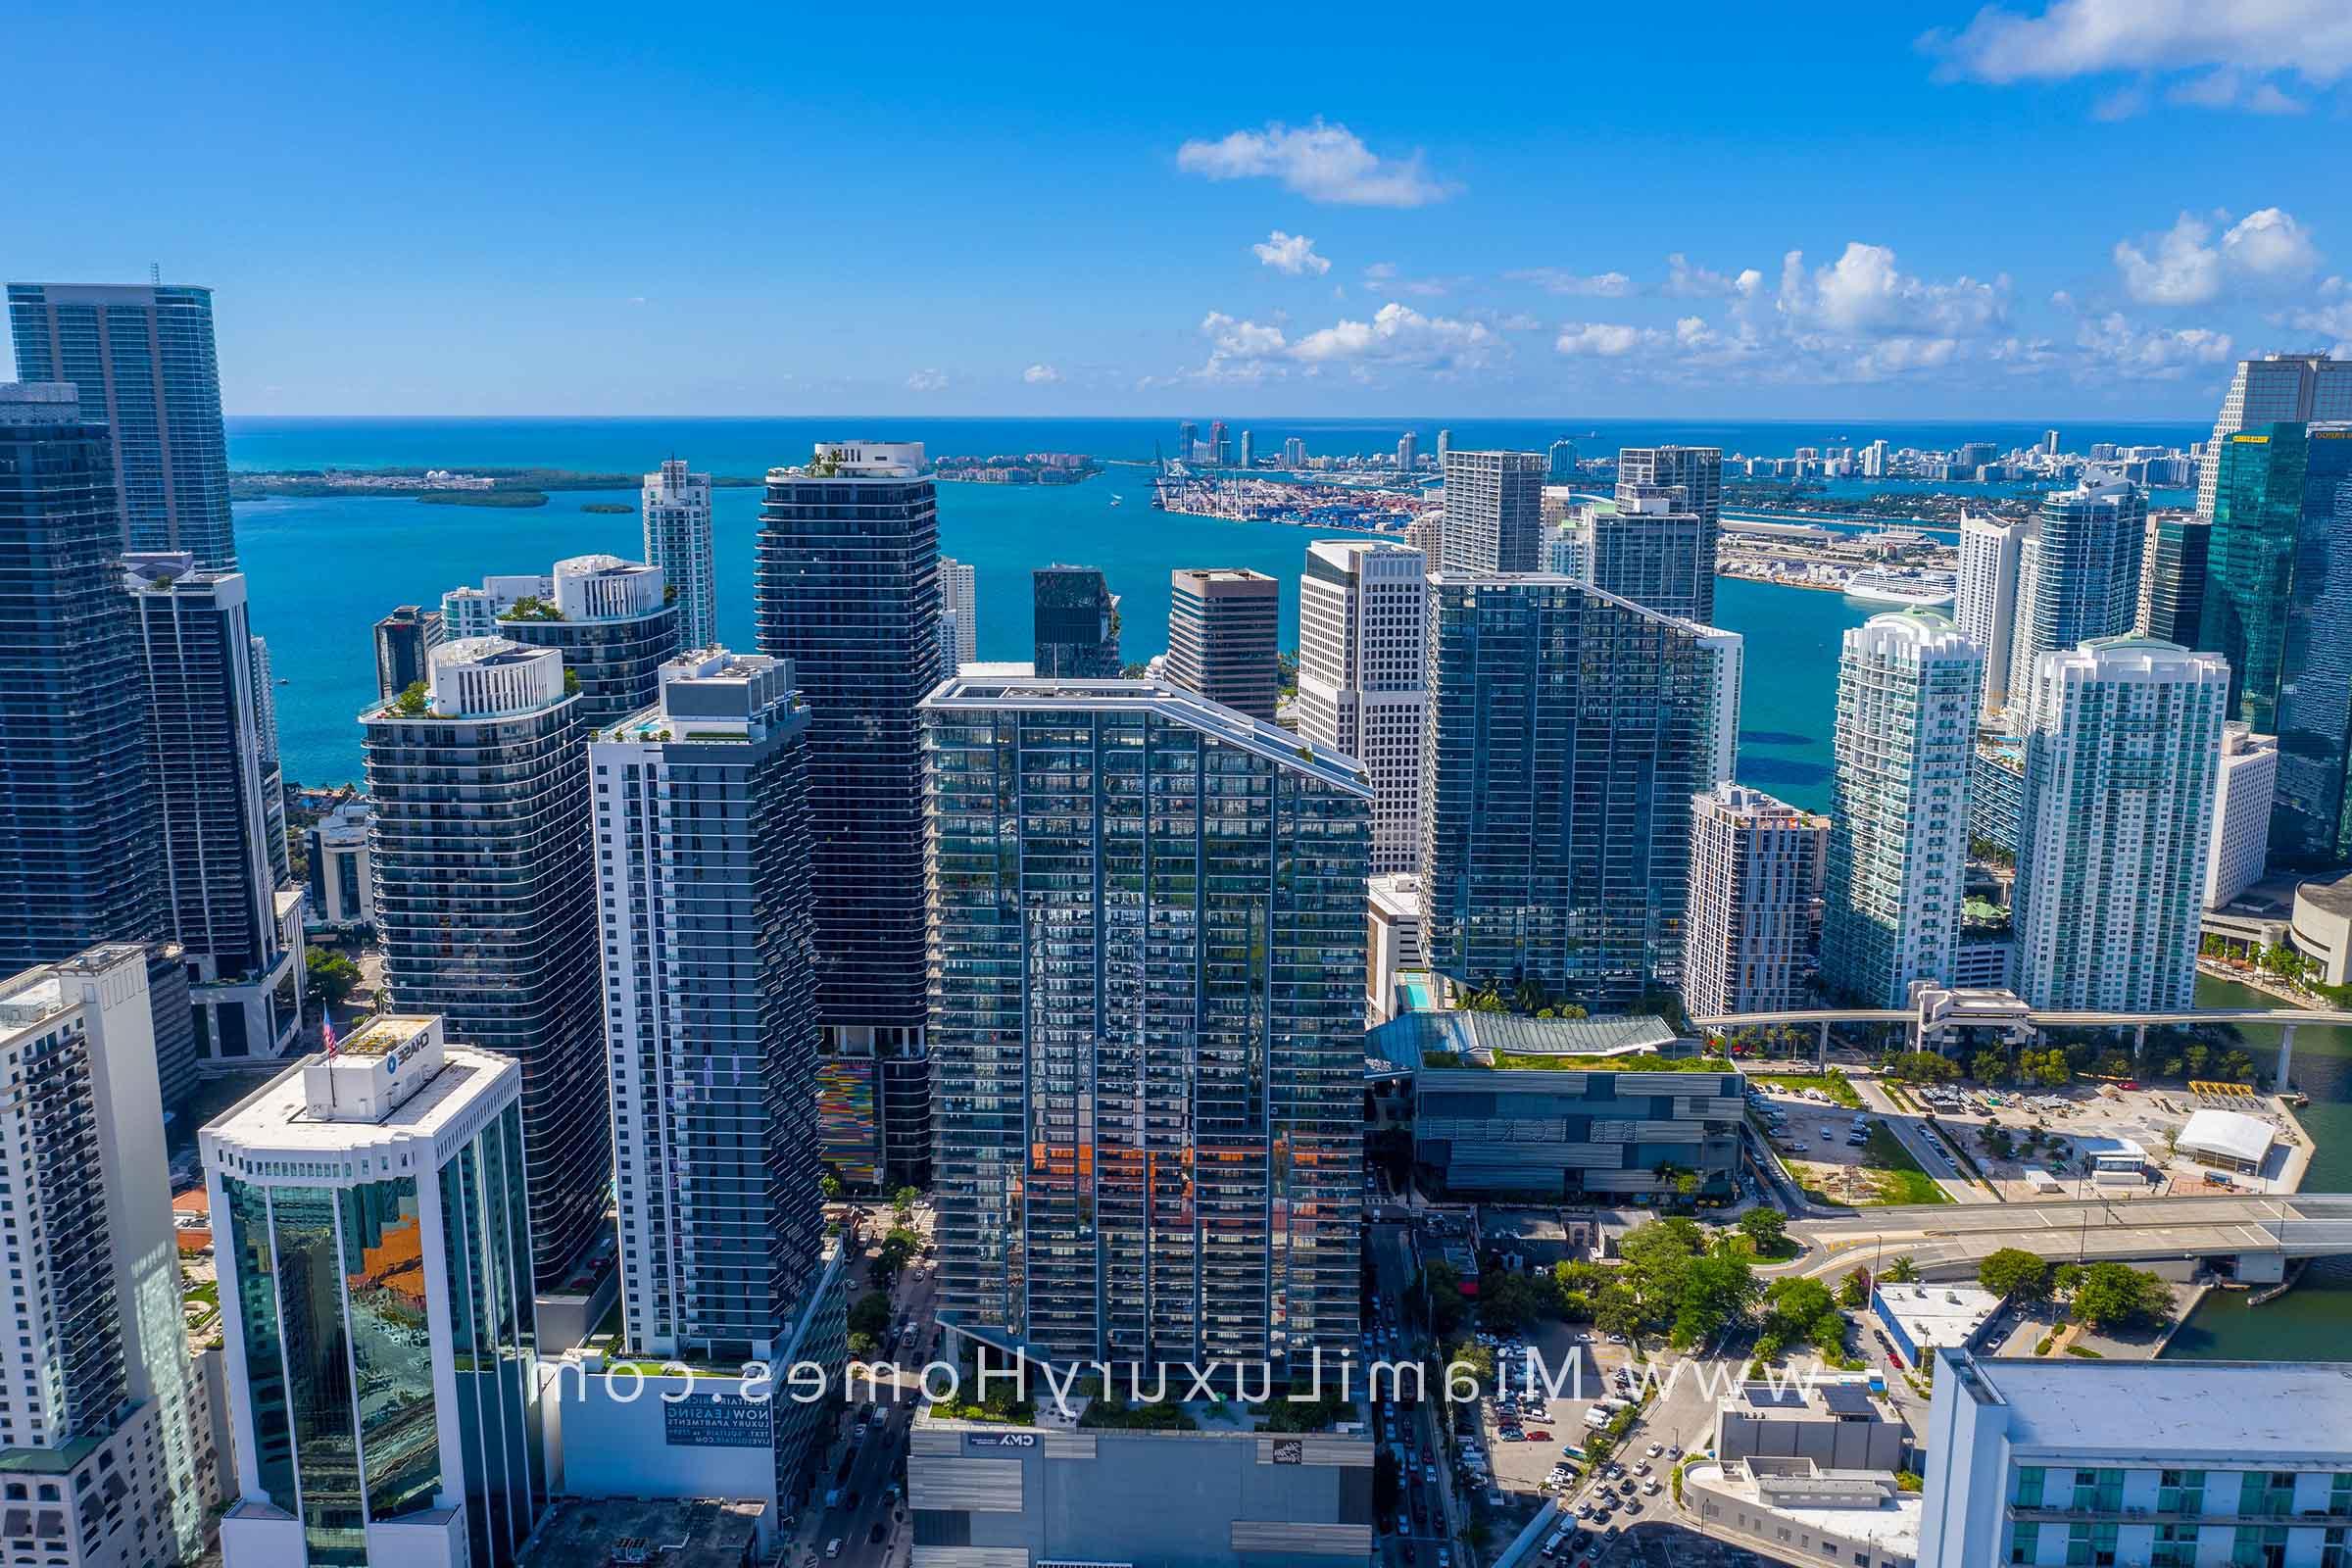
[6,0,2349,417]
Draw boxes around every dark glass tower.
[2200,422,2352,867]
[1032,564,1123,677]
[0,384,160,969]
[1422,573,1711,1004]
[924,676,1370,1378]
[123,553,302,1061]
[363,637,605,1287]
[2135,510,2213,649]
[754,443,939,1189]
[7,282,237,568]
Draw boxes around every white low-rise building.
[1869,1281,2002,1370]
[1685,1457,1920,1568]
[2178,1107,2278,1175]
[1920,1350,2352,1568]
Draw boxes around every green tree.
[1887,1051,1959,1084]
[892,1185,921,1219]
[1881,1254,1921,1284]
[1836,1268,1870,1309]
[1978,1249,2052,1302]
[849,1291,891,1339]
[819,1172,843,1201]
[1477,1270,1540,1335]
[1969,1049,2009,1084]
[1592,1284,1645,1341]
[1737,1207,1789,1253]
[389,680,430,716]
[306,947,362,1013]
[2064,1263,2172,1331]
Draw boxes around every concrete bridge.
[1691,995,2352,1086]
[1783,1192,2352,1284]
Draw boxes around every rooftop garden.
[498,595,564,622]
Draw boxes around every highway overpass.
[1691,991,2352,1084]
[1783,1192,2352,1284]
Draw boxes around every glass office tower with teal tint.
[2200,422,2352,866]
[1422,573,1713,1006]
[923,676,1371,1382]
[204,1016,545,1568]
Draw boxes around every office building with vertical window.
[373,605,446,702]
[590,650,823,1360]
[6,281,237,567]
[937,554,978,672]
[1297,539,1427,875]
[923,676,1370,1380]
[641,459,715,651]
[2135,511,2212,649]
[0,946,214,1567]
[1684,785,1830,1020]
[1583,446,1722,623]
[204,1015,548,1568]
[2012,638,2228,1012]
[1918,1348,2352,1568]
[0,384,161,974]
[1422,574,1713,1004]
[1165,566,1280,720]
[1439,449,1544,572]
[1031,564,1123,677]
[1821,611,1983,1008]
[2199,420,2352,868]
[363,637,604,1287]
[124,552,306,1063]
[754,443,938,1189]
[2196,351,2352,517]
[2007,475,2147,726]
[1693,626,1744,788]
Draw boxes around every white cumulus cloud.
[1777,243,2007,337]
[906,368,949,393]
[2115,208,2320,305]
[2074,311,2235,377]
[1553,322,1656,358]
[1291,302,1497,367]
[1507,269,1634,297]
[1251,230,1332,276]
[1175,119,1452,207]
[1021,364,1061,384]
[1921,0,2352,90]
[1664,254,1764,299]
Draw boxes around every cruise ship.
[1841,568,1956,609]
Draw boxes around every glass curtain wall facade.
[924,679,1370,1380]
[0,386,160,971]
[6,283,237,568]
[754,458,939,1188]
[220,1101,543,1567]
[2135,512,2212,649]
[1031,565,1124,678]
[1421,574,1710,1005]
[2200,423,2352,867]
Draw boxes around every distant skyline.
[6,0,2350,418]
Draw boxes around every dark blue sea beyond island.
[228,415,2201,801]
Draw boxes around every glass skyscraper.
[924,676,1370,1379]
[2199,422,2352,867]
[362,637,604,1288]
[1421,574,1712,1004]
[2007,474,2147,724]
[1032,564,1124,677]
[7,282,237,568]
[0,384,160,971]
[204,1017,546,1568]
[754,443,939,1189]
[2134,510,2213,649]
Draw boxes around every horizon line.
[220,411,2217,425]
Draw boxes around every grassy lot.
[1791,1125,1953,1207]
[1752,1071,1863,1109]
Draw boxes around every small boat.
[276,677,290,685]
[1109,495,1124,508]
